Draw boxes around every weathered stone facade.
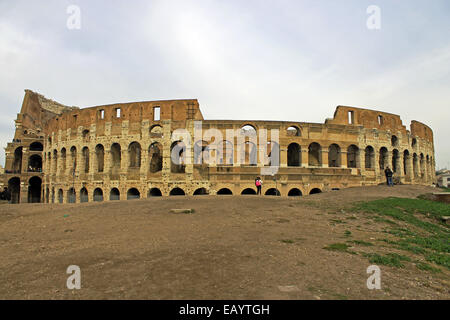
[0,90,436,203]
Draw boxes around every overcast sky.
[0,0,449,168]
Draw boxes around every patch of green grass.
[344,230,352,237]
[330,219,346,224]
[363,253,410,268]
[280,239,295,244]
[323,243,357,254]
[347,240,374,246]
[439,187,450,192]
[415,261,441,273]
[353,197,450,270]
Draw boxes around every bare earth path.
[0,185,448,299]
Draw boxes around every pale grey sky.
[0,0,449,168]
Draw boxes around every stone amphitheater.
[0,90,436,203]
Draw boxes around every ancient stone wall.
[0,91,437,204]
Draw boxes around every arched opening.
[241,188,257,195]
[286,126,301,137]
[127,188,141,200]
[308,143,321,166]
[28,154,42,172]
[13,147,23,173]
[265,188,280,196]
[412,138,417,148]
[403,150,410,176]
[420,154,425,178]
[67,188,76,203]
[217,188,233,195]
[309,188,322,195]
[29,142,43,151]
[80,187,88,203]
[82,129,90,139]
[7,177,20,203]
[379,147,388,170]
[328,144,341,168]
[27,176,42,203]
[217,140,234,165]
[45,187,49,203]
[149,125,163,138]
[347,145,359,168]
[95,144,105,173]
[391,135,399,147]
[287,143,301,167]
[149,142,163,173]
[148,188,162,197]
[364,146,375,169]
[170,188,186,196]
[93,188,104,202]
[171,141,186,173]
[82,147,89,173]
[288,188,302,196]
[53,149,58,174]
[266,141,280,167]
[51,188,55,203]
[241,124,257,134]
[413,153,419,177]
[110,143,121,174]
[193,188,208,195]
[70,146,77,174]
[128,142,142,168]
[58,189,63,204]
[392,149,400,173]
[194,140,209,164]
[60,148,66,174]
[110,188,120,201]
[243,141,257,166]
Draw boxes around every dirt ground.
[0,185,448,300]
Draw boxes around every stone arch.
[266,141,280,167]
[286,126,301,137]
[53,149,58,173]
[70,146,77,174]
[149,142,163,173]
[413,153,419,177]
[67,188,76,203]
[170,187,185,196]
[241,188,256,195]
[95,144,105,173]
[243,141,257,166]
[60,148,66,173]
[82,147,89,173]
[403,150,410,176]
[287,143,301,167]
[309,188,322,195]
[28,176,42,203]
[7,177,20,203]
[171,141,186,173]
[58,189,63,204]
[93,188,104,202]
[288,188,302,196]
[265,188,280,196]
[308,143,321,166]
[364,146,375,169]
[128,142,141,168]
[110,143,121,173]
[13,147,23,173]
[29,141,43,151]
[80,187,88,203]
[420,153,425,177]
[148,188,162,197]
[392,149,400,173]
[28,154,42,172]
[217,140,234,165]
[391,135,399,147]
[149,125,163,138]
[194,140,209,164]
[193,188,208,195]
[127,188,141,200]
[379,147,388,170]
[217,188,233,195]
[110,188,120,201]
[328,144,341,168]
[347,145,359,168]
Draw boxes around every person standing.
[384,167,394,186]
[255,177,263,195]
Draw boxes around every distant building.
[437,174,450,188]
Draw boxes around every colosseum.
[0,90,436,204]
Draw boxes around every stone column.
[280,146,287,168]
[301,148,308,167]
[21,147,28,174]
[341,151,348,169]
[321,150,329,168]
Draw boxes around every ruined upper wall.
[14,90,78,139]
[325,106,433,143]
[44,99,204,135]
